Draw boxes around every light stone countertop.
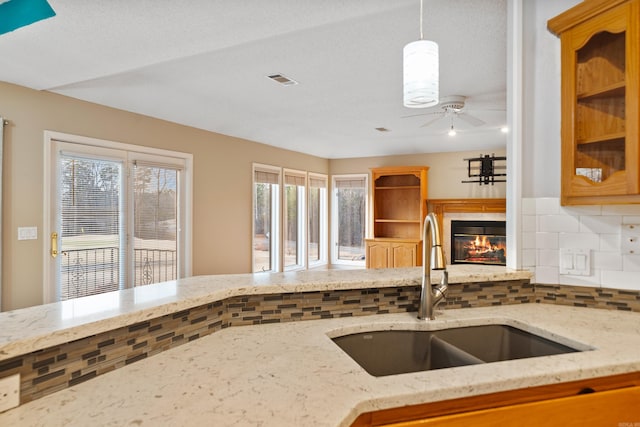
[1,304,640,426]
[0,265,530,361]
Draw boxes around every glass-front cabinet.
[548,0,640,205]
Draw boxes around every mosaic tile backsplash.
[1,279,638,407]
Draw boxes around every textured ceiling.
[0,0,507,158]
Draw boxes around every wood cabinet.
[365,239,422,269]
[351,371,640,426]
[365,166,428,268]
[548,0,640,205]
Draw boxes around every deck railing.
[60,247,177,300]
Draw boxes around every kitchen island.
[1,267,639,426]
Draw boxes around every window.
[253,164,280,272]
[332,174,367,266]
[44,132,192,303]
[283,169,306,271]
[252,165,329,272]
[308,173,328,267]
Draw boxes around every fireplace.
[450,220,506,266]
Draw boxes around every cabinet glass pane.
[574,30,626,183]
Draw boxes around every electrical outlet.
[0,374,20,413]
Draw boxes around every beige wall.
[1,82,328,310]
[330,151,507,199]
[1,82,506,311]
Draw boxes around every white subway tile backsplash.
[559,232,599,250]
[579,215,621,234]
[599,233,621,252]
[539,215,579,233]
[536,232,559,249]
[521,198,536,215]
[622,254,640,272]
[535,266,559,284]
[622,216,640,224]
[522,249,536,267]
[522,197,640,290]
[537,249,559,267]
[535,198,560,215]
[522,231,537,249]
[593,251,622,271]
[561,204,602,216]
[559,272,602,287]
[522,215,537,232]
[601,270,640,291]
[602,205,640,216]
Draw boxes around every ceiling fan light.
[448,125,456,136]
[403,39,439,108]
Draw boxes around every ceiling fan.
[403,95,499,130]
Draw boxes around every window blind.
[254,169,279,185]
[309,175,327,188]
[284,173,305,186]
[334,176,366,188]
[58,154,123,300]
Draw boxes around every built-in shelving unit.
[365,166,428,268]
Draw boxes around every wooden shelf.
[577,132,626,145]
[375,219,420,224]
[375,186,421,190]
[577,81,625,100]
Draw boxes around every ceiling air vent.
[267,74,299,86]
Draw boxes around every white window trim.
[282,168,306,272]
[308,172,328,268]
[42,131,193,303]
[331,173,368,266]
[252,163,281,273]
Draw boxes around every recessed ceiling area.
[0,0,507,159]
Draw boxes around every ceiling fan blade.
[457,112,485,127]
[400,111,440,119]
[419,113,445,128]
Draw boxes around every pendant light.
[403,0,439,108]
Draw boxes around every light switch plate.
[559,248,590,276]
[17,226,37,241]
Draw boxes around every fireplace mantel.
[429,198,506,215]
[429,198,506,228]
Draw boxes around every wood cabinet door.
[366,242,390,269]
[383,386,640,427]
[391,243,418,268]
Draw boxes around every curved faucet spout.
[418,212,448,320]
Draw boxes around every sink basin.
[332,324,581,377]
[332,330,484,376]
[433,324,579,363]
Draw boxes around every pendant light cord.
[419,0,424,40]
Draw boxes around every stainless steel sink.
[332,324,581,377]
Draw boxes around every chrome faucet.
[418,212,448,320]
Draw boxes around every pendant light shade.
[403,0,439,108]
[403,40,439,108]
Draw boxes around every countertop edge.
[0,266,531,361]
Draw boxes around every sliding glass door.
[48,137,187,302]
